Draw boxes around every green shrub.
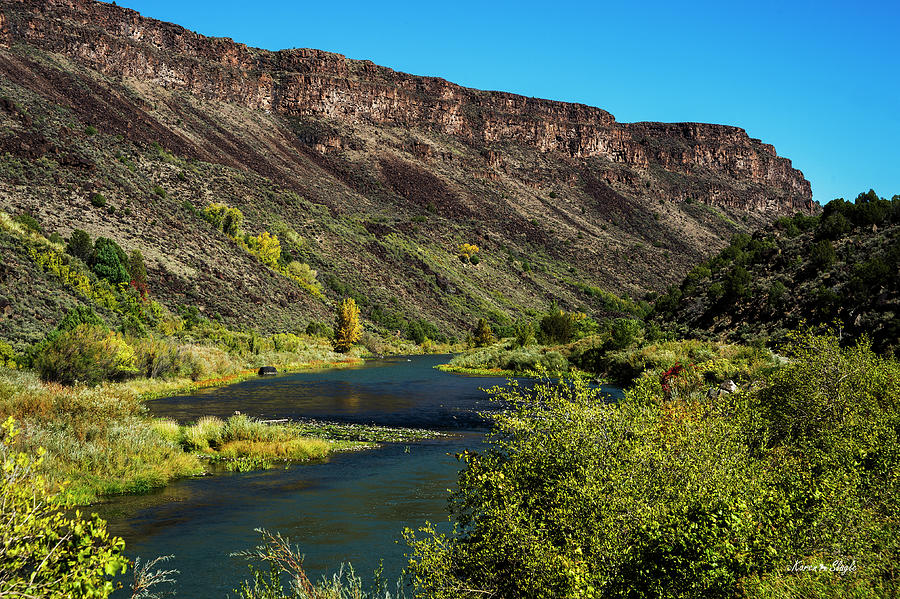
[223,207,243,237]
[132,338,180,379]
[767,280,787,308]
[0,417,127,597]
[223,415,274,443]
[305,321,333,339]
[512,319,536,348]
[128,249,148,296]
[407,332,900,598]
[13,212,41,233]
[34,324,138,385]
[267,333,295,353]
[66,229,93,261]
[810,239,836,269]
[152,186,167,198]
[90,193,107,208]
[538,308,578,344]
[84,125,98,136]
[182,416,225,451]
[0,340,17,368]
[605,317,644,350]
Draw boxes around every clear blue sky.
[115,0,898,205]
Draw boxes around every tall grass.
[0,367,204,503]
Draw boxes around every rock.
[2,0,811,212]
[257,366,277,376]
[719,379,738,394]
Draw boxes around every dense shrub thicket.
[407,331,899,598]
[653,190,900,354]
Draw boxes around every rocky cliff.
[0,0,813,341]
[1,0,810,211]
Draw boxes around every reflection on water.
[100,355,621,598]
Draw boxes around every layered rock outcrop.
[0,0,811,212]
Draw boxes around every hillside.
[0,0,812,347]
[652,190,900,355]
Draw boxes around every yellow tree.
[254,232,281,268]
[333,297,362,353]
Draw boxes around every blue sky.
[115,0,898,204]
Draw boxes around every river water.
[98,355,620,598]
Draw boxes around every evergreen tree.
[473,318,495,347]
[66,229,93,262]
[91,238,129,284]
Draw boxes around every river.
[97,354,620,597]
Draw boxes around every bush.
[605,317,644,350]
[407,332,900,598]
[223,207,243,237]
[34,324,138,385]
[512,319,535,348]
[13,212,41,233]
[810,239,836,269]
[90,193,107,208]
[285,261,318,287]
[305,321,333,338]
[128,249,149,296]
[132,338,180,378]
[66,229,93,262]
[537,308,578,344]
[0,417,128,597]
[0,340,17,368]
[183,416,225,451]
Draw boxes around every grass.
[435,364,521,378]
[0,367,205,504]
[0,365,440,505]
[440,340,570,375]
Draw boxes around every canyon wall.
[0,0,812,212]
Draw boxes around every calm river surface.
[98,354,620,598]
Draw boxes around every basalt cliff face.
[0,0,812,340]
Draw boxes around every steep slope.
[0,0,812,344]
[652,191,900,355]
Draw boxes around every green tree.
[473,318,495,347]
[333,298,362,353]
[91,237,129,284]
[66,229,93,262]
[0,417,128,597]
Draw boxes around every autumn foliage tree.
[333,298,362,353]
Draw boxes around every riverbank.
[0,355,445,505]
[436,336,780,387]
[128,355,365,401]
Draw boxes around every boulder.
[719,379,738,394]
